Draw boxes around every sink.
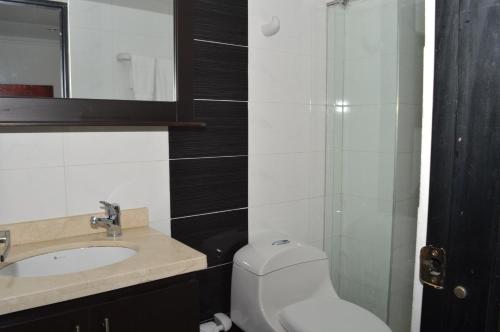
[0,246,137,278]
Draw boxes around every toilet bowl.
[230,234,391,332]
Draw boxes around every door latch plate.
[420,246,446,289]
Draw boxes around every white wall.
[0,131,172,235]
[248,0,327,249]
[411,0,435,331]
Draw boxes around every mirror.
[0,0,176,102]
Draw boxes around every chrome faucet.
[0,230,10,263]
[90,201,122,238]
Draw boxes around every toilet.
[231,234,391,332]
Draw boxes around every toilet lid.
[279,296,391,332]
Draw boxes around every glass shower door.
[324,1,423,331]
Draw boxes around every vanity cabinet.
[0,275,199,332]
[89,282,199,332]
[0,310,87,332]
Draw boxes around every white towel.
[130,55,155,101]
[155,58,174,101]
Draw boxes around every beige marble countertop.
[0,209,207,316]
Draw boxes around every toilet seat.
[279,296,391,332]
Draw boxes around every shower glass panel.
[324,1,424,331]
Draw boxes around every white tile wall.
[399,52,424,105]
[63,131,170,165]
[344,0,398,60]
[65,161,171,223]
[341,105,397,152]
[0,133,64,170]
[248,48,312,104]
[343,52,398,106]
[0,167,67,223]
[249,102,326,155]
[339,272,390,320]
[341,195,393,242]
[0,131,171,235]
[397,104,423,153]
[248,0,328,248]
[342,150,395,200]
[249,197,325,248]
[340,234,391,295]
[249,152,325,207]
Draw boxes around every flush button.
[454,286,468,299]
[272,240,290,246]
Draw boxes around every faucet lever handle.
[99,201,120,217]
[0,230,11,263]
[0,230,10,243]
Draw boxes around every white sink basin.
[0,246,137,278]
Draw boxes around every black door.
[421,0,500,331]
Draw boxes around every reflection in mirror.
[68,0,176,101]
[0,1,64,98]
[0,0,176,102]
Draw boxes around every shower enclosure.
[323,0,424,331]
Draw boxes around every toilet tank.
[231,234,336,332]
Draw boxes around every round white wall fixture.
[262,16,280,37]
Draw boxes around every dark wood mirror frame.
[0,0,203,127]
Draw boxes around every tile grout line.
[202,261,233,271]
[194,38,248,48]
[171,207,248,221]
[194,98,248,103]
[0,159,172,172]
[170,155,248,161]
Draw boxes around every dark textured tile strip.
[193,40,248,101]
[193,0,248,46]
[169,101,248,159]
[172,209,248,266]
[170,156,248,218]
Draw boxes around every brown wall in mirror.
[0,84,54,97]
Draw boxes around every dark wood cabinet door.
[90,280,199,332]
[0,310,88,332]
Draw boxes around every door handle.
[454,285,468,299]
[75,325,80,332]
